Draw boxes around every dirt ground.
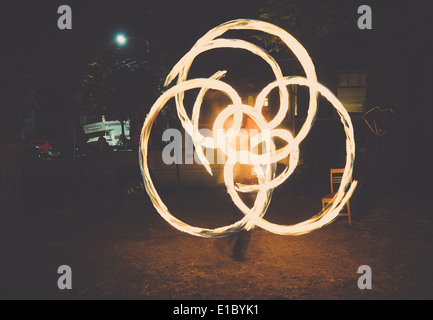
[1,177,432,300]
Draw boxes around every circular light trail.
[139,19,357,237]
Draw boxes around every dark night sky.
[0,1,368,88]
[0,0,431,93]
[0,0,267,90]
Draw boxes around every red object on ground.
[29,139,52,154]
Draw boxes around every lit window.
[336,71,367,113]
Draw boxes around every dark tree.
[255,0,354,55]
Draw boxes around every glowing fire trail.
[139,19,357,237]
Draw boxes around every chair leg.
[322,199,351,225]
[346,202,352,226]
[323,199,352,226]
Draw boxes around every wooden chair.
[321,168,352,225]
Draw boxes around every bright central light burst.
[139,19,357,238]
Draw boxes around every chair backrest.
[330,168,352,193]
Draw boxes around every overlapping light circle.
[139,19,357,237]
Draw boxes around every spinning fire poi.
[139,19,357,238]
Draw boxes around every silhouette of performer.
[224,114,260,261]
